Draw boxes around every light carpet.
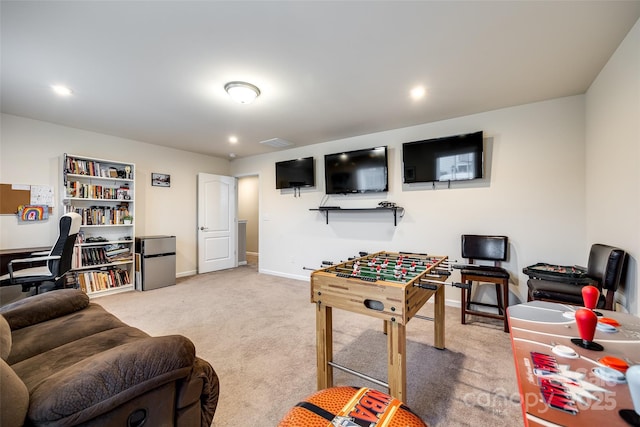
[94,262,523,427]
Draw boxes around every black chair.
[526,244,626,311]
[0,212,81,294]
[455,234,510,332]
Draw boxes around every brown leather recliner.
[0,289,219,427]
[525,243,626,310]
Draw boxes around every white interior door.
[198,173,237,273]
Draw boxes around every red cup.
[582,285,600,310]
[575,308,597,342]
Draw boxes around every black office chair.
[0,212,82,294]
[526,244,626,311]
[454,234,510,332]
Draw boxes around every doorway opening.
[237,175,259,268]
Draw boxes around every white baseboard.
[256,269,467,309]
[188,266,465,310]
[421,298,462,309]
[259,268,308,282]
[444,298,462,308]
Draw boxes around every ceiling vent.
[259,138,294,149]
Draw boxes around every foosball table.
[310,251,450,401]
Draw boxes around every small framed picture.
[151,173,170,187]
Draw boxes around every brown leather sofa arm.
[196,357,220,426]
[0,289,89,330]
[175,356,220,427]
[27,335,196,425]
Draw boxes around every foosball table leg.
[316,303,333,390]
[434,284,445,350]
[387,320,407,401]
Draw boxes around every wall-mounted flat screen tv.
[324,146,388,194]
[402,131,483,183]
[275,157,315,189]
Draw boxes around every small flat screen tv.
[275,157,315,189]
[402,131,483,183]
[324,146,388,194]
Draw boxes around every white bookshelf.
[61,153,135,297]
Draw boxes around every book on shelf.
[65,157,132,179]
[64,205,131,225]
[66,182,131,200]
[75,267,130,293]
[72,246,82,269]
[105,247,129,256]
[79,246,131,266]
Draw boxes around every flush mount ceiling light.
[51,84,73,96]
[224,81,260,104]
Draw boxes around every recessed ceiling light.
[51,85,73,96]
[229,136,238,144]
[229,153,237,158]
[410,86,426,100]
[224,81,260,104]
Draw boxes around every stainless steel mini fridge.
[135,235,176,291]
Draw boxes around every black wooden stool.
[455,235,510,332]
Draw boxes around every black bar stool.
[455,235,510,332]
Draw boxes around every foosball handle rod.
[451,281,472,290]
[303,260,339,271]
[424,271,452,278]
[620,364,640,425]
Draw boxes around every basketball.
[277,386,428,427]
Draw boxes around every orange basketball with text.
[277,386,428,427]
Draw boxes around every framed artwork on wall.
[151,173,170,187]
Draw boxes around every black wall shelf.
[310,206,405,226]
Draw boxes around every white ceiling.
[2,1,639,159]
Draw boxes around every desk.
[310,251,448,402]
[508,301,640,426]
[0,246,50,276]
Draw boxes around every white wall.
[4,14,637,314]
[0,114,230,276]
[231,96,587,306]
[585,18,640,314]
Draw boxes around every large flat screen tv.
[402,131,483,183]
[275,157,315,189]
[324,146,388,194]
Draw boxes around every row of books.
[65,206,132,226]
[75,268,131,293]
[65,181,131,200]
[73,245,132,268]
[65,157,132,179]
